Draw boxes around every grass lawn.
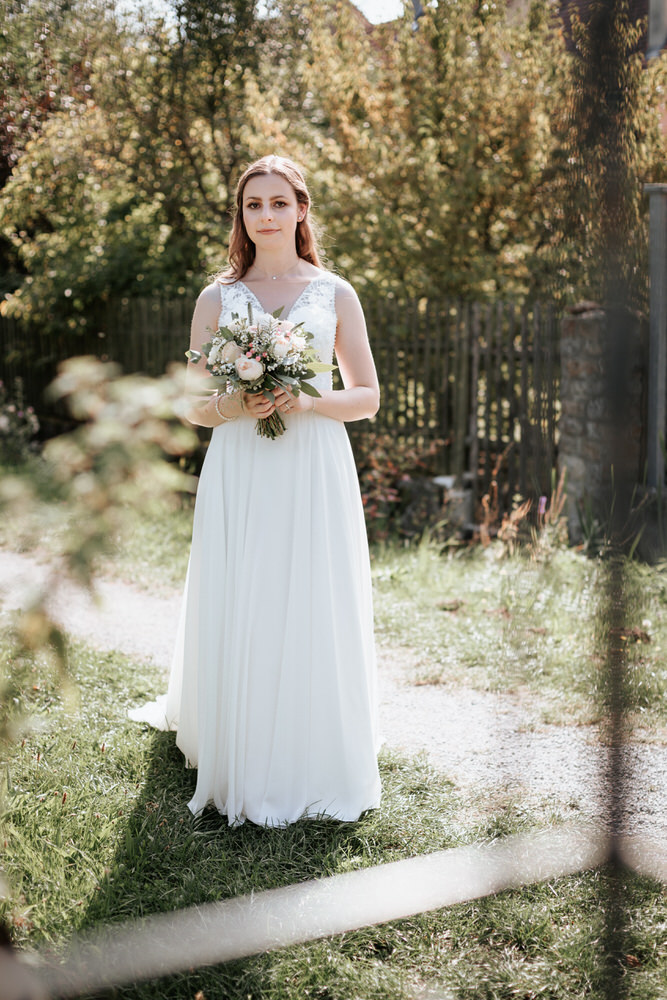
[2,636,666,999]
[371,541,667,733]
[1,498,667,998]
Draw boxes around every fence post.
[644,183,667,489]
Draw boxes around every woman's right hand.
[242,391,275,418]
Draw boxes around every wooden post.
[645,183,667,488]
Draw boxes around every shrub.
[351,432,445,543]
[0,378,40,465]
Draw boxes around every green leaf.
[185,349,202,363]
[300,382,321,398]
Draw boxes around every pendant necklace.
[255,259,301,281]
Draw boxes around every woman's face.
[241,173,302,252]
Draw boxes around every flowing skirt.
[130,411,381,826]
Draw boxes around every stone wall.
[558,303,648,541]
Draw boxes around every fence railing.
[0,295,560,512]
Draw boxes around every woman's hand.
[242,391,276,418]
[242,387,313,418]
[272,387,313,416]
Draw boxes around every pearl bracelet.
[214,394,238,423]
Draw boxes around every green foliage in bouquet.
[186,305,335,439]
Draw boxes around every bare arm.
[185,282,244,427]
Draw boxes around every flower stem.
[256,411,286,439]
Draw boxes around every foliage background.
[1,0,666,335]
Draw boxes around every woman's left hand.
[273,387,311,415]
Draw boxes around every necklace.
[253,259,302,281]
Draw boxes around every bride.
[130,154,382,827]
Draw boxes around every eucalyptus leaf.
[308,361,337,374]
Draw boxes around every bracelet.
[310,396,316,412]
[214,394,238,423]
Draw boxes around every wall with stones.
[558,303,647,541]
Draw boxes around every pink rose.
[220,340,243,362]
[235,356,265,381]
[275,320,296,335]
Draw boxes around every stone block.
[558,454,587,486]
[586,398,612,421]
[582,437,607,462]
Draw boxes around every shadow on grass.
[78,732,451,1000]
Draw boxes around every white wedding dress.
[129,272,381,826]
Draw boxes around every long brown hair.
[221,155,323,282]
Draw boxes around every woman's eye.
[246,201,260,209]
[273,201,287,208]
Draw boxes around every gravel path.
[1,549,666,837]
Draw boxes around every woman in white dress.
[130,155,381,826]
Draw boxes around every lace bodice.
[218,273,337,393]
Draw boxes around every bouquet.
[186,304,335,439]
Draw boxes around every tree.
[0,0,270,326]
[542,0,667,308]
[277,0,565,299]
[0,0,104,293]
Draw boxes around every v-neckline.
[237,275,325,321]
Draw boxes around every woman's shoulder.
[198,275,244,302]
[193,282,223,312]
[326,272,360,304]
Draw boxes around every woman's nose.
[260,202,273,221]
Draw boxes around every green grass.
[100,496,194,592]
[371,540,667,732]
[0,459,194,593]
[1,634,666,999]
[2,493,667,996]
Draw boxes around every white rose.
[221,340,243,362]
[272,337,290,359]
[291,334,306,351]
[235,356,265,381]
[228,318,246,335]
